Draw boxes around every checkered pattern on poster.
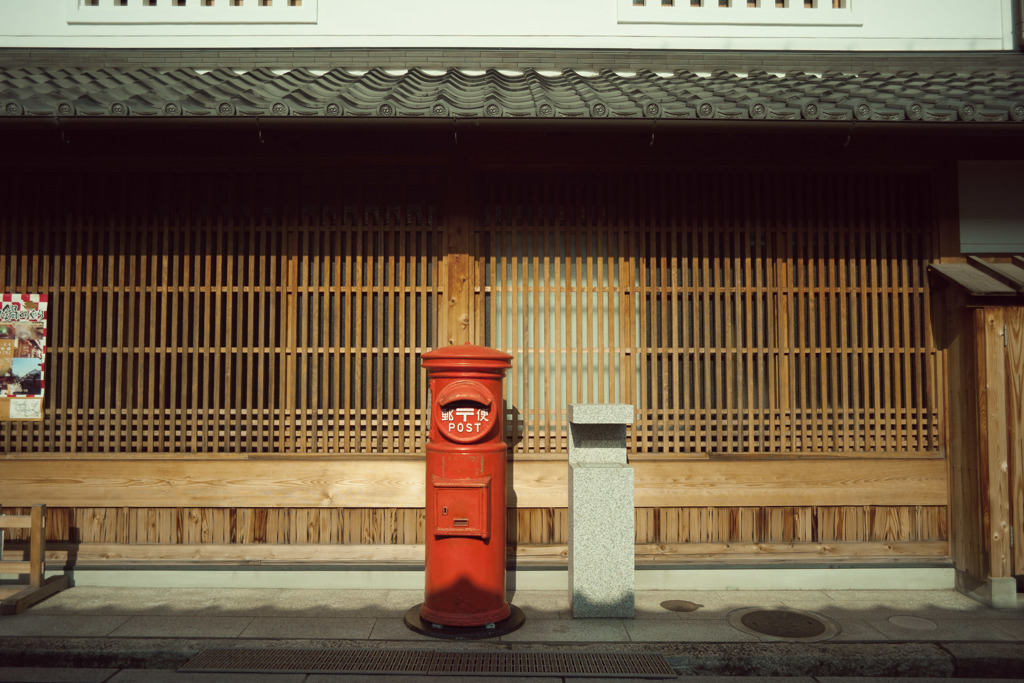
[0,294,47,421]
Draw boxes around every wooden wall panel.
[2,505,945,547]
[0,458,947,508]
[1,161,951,564]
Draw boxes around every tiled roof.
[930,256,1024,297]
[2,65,1024,122]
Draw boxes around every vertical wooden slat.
[211,216,224,455]
[397,224,408,454]
[778,212,793,452]
[746,205,759,452]
[836,218,851,453]
[306,220,319,454]
[634,175,649,454]
[531,226,541,453]
[812,224,826,452]
[373,206,385,452]
[106,183,121,455]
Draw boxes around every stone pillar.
[567,403,635,618]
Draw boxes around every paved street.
[1,586,1022,681]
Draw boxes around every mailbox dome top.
[422,343,513,369]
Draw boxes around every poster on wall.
[0,294,47,421]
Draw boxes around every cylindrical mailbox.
[418,343,514,629]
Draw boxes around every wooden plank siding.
[1,160,951,565]
[2,504,946,549]
[946,304,1023,580]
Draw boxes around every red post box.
[405,343,524,638]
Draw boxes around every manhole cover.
[740,609,827,638]
[661,600,703,613]
[728,607,839,642]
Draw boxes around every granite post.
[567,403,635,618]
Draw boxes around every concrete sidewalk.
[0,586,1022,681]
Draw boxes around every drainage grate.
[430,651,677,677]
[181,648,433,675]
[182,648,677,678]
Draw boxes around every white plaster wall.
[0,0,1017,51]
[959,161,1024,254]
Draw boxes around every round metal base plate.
[404,603,525,640]
[728,606,839,642]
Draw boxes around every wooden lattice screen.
[0,167,442,456]
[478,167,941,459]
[3,164,941,461]
[1,161,950,556]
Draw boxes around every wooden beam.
[34,543,426,566]
[0,460,427,509]
[444,156,475,345]
[966,256,1024,293]
[980,308,1013,578]
[0,576,71,616]
[1008,307,1024,576]
[0,516,33,529]
[935,161,962,261]
[18,541,949,568]
[521,542,950,565]
[945,302,984,578]
[0,458,949,509]
[629,460,948,508]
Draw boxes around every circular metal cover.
[728,606,839,642]
[660,599,703,613]
[741,609,826,638]
[404,603,525,640]
[888,615,937,630]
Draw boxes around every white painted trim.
[0,0,994,51]
[635,567,954,591]
[618,0,864,26]
[1,33,1008,51]
[66,0,318,25]
[43,566,955,591]
[1002,0,1019,50]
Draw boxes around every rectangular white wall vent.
[67,0,317,24]
[619,0,862,26]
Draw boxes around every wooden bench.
[1,504,70,615]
